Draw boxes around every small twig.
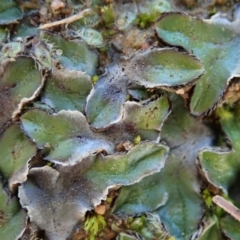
[38,8,91,30]
[213,195,240,222]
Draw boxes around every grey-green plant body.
[1,1,240,240]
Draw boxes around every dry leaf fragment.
[39,9,91,29]
[213,195,240,222]
[51,0,65,11]
[94,205,106,215]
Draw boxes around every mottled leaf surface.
[121,97,170,141]
[220,215,240,240]
[118,232,137,240]
[86,64,128,129]
[0,0,23,25]
[12,18,38,41]
[128,85,151,101]
[44,34,98,76]
[113,95,213,240]
[20,110,114,165]
[0,57,43,131]
[105,96,171,142]
[86,142,169,191]
[1,41,24,59]
[21,96,171,164]
[0,27,8,42]
[196,214,240,240]
[0,123,36,190]
[198,106,240,193]
[0,182,26,240]
[87,48,203,129]
[196,216,222,240]
[31,38,52,71]
[114,1,137,30]
[138,0,172,14]
[77,28,103,47]
[125,48,204,88]
[19,142,169,240]
[41,69,92,112]
[156,13,240,115]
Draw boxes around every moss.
[101,4,115,27]
[135,11,159,29]
[92,75,99,84]
[84,214,107,240]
